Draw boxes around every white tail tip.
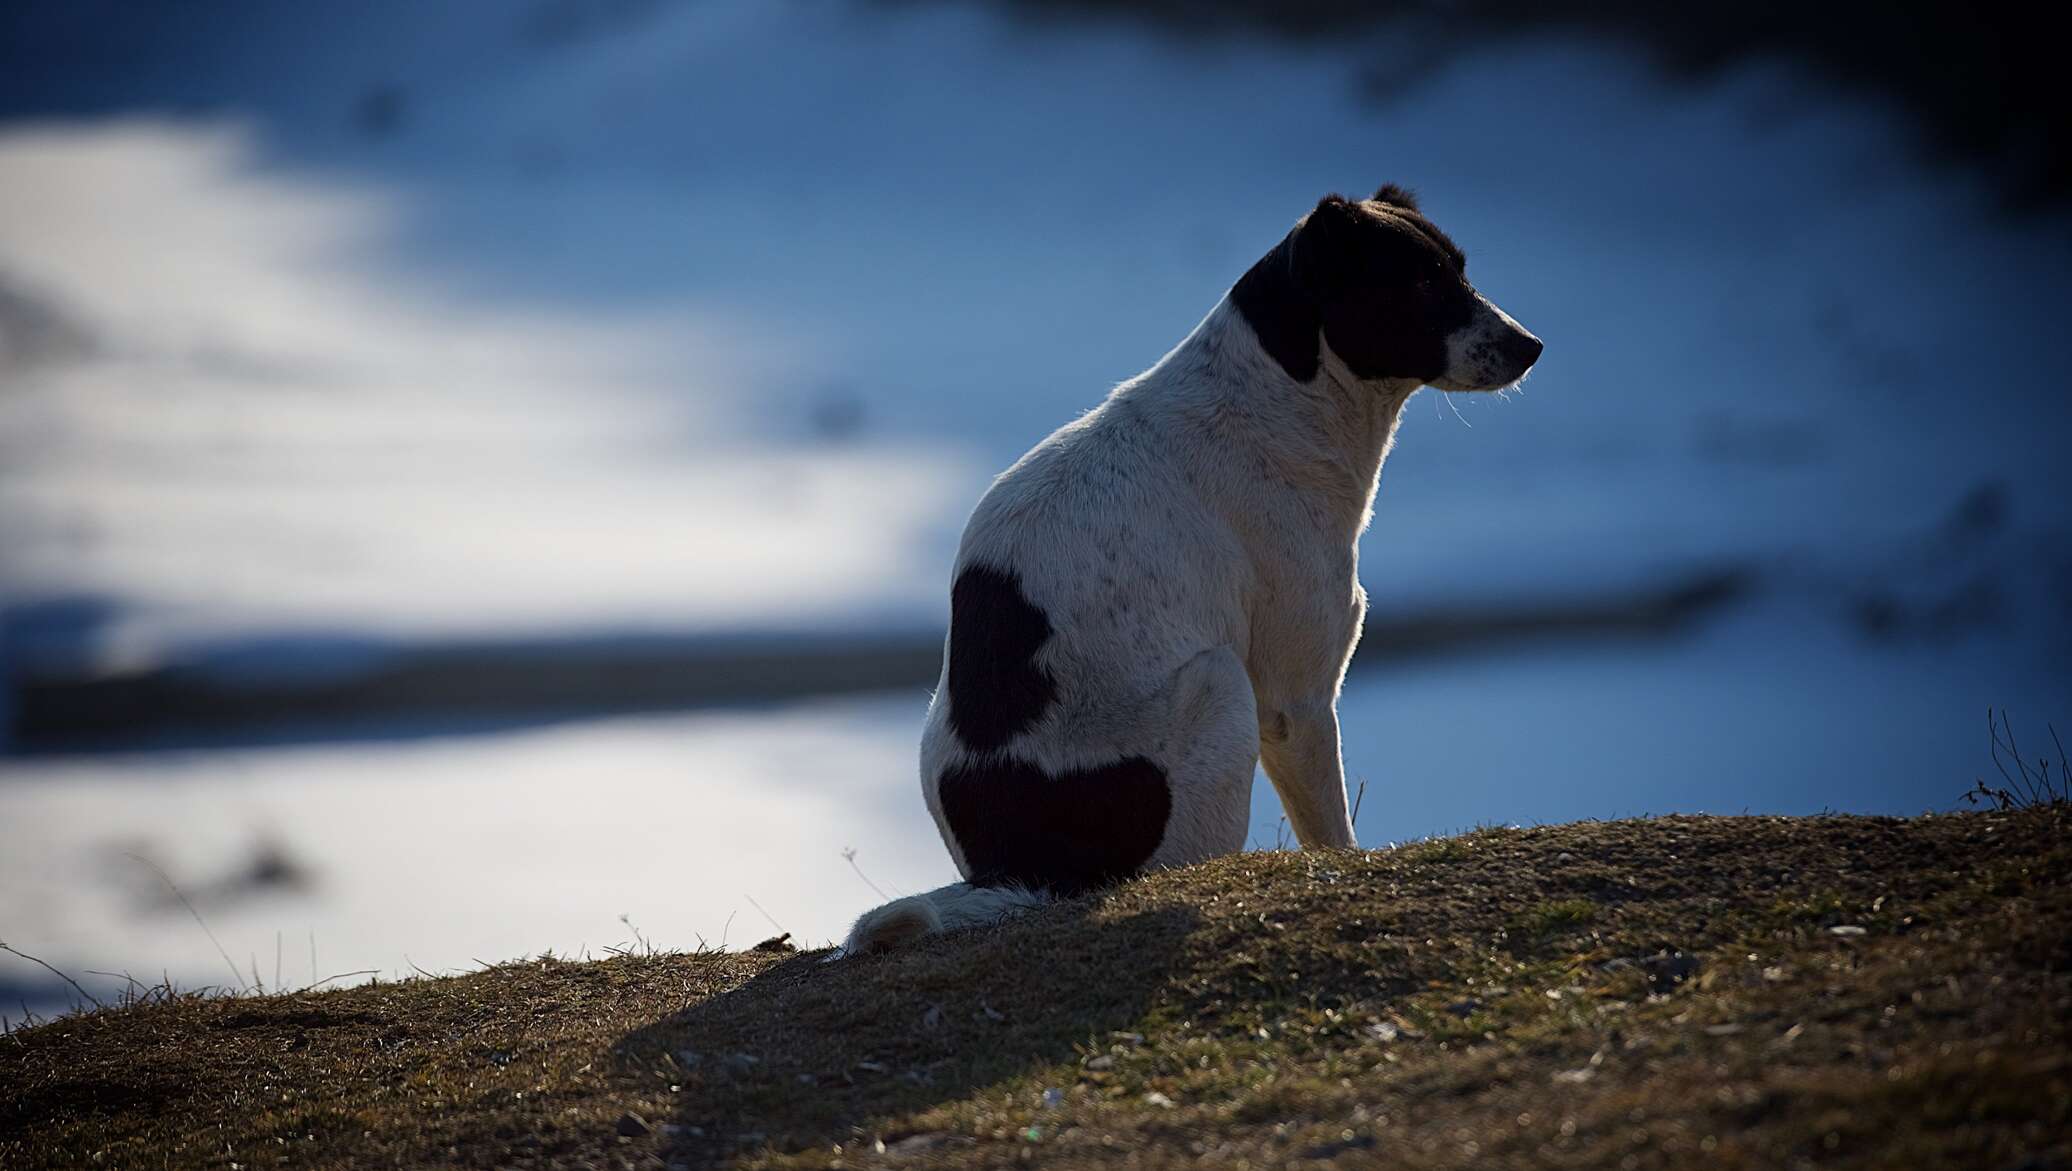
[840,894,943,956]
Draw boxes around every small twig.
[310,931,318,990]
[127,853,247,992]
[1989,708,2035,804]
[0,941,104,1010]
[1965,708,2069,810]
[841,848,893,900]
[299,969,379,992]
[617,913,653,957]
[403,956,438,980]
[84,969,146,1006]
[745,895,784,934]
[1351,778,1368,830]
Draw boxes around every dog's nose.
[1505,332,1544,369]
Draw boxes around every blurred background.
[2,0,2067,1016]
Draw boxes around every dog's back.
[917,398,1252,893]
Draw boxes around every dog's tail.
[838,881,1050,957]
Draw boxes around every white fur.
[837,883,1050,957]
[841,268,1532,957]
[1430,292,1535,392]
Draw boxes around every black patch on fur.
[1231,188,1478,385]
[1229,229,1321,383]
[939,755,1171,895]
[946,564,1058,752]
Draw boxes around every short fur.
[841,188,1540,955]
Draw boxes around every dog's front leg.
[1258,699,1358,849]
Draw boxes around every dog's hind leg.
[1148,645,1261,868]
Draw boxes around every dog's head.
[1234,185,1541,392]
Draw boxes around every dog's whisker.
[1443,390,1473,427]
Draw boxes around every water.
[6,590,2059,1018]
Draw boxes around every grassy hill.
[4,809,2066,1169]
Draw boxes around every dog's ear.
[1371,183,1419,211]
[1290,194,1363,297]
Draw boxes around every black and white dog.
[842,186,1541,954]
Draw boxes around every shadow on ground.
[613,903,1201,1165]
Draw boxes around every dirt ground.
[5,808,2067,1169]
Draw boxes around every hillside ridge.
[4,810,2067,1169]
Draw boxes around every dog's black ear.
[1372,183,1419,210]
[1290,194,1363,297]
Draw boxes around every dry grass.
[4,809,2068,1169]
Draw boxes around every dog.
[842,185,1541,955]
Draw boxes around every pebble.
[1642,949,1701,993]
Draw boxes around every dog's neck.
[1118,295,1417,540]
